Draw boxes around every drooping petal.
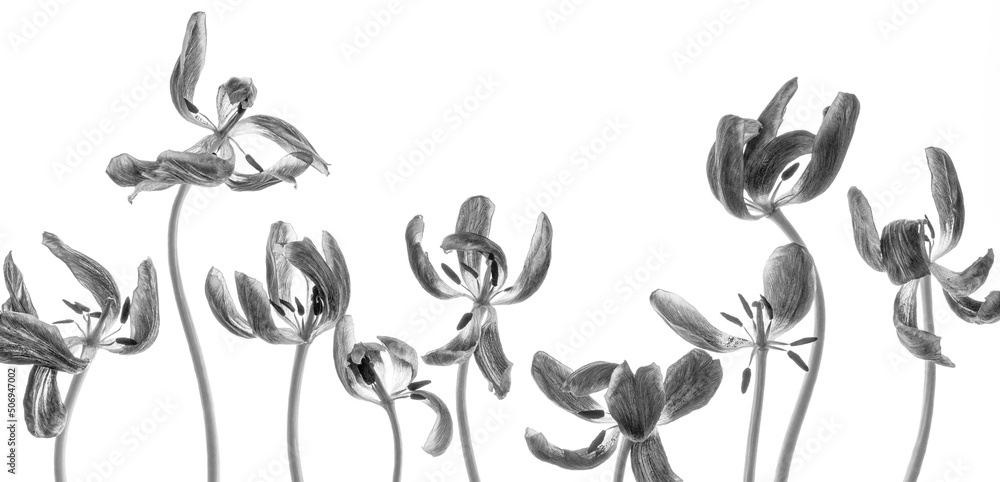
[3,253,37,316]
[779,92,860,206]
[226,152,315,192]
[744,130,815,205]
[762,243,816,339]
[377,335,419,393]
[706,115,760,220]
[659,349,722,425]
[205,268,253,338]
[41,233,120,321]
[530,351,612,422]
[606,362,666,442]
[454,196,495,290]
[410,389,453,456]
[744,78,798,160]
[107,151,235,203]
[265,221,298,304]
[649,290,753,353]
[848,187,886,272]
[230,115,329,174]
[630,430,682,482]
[284,238,343,337]
[422,304,485,366]
[441,233,508,289]
[942,290,1000,325]
[234,272,302,345]
[333,317,379,403]
[880,220,931,285]
[107,259,159,355]
[930,249,993,297]
[321,231,351,320]
[23,366,67,438]
[492,213,553,305]
[405,216,466,300]
[893,280,954,367]
[472,306,513,399]
[169,12,211,129]
[216,77,256,126]
[524,427,620,470]
[564,361,618,396]
[926,147,964,260]
[0,312,87,373]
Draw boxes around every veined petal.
[779,92,860,206]
[230,115,328,174]
[234,272,302,345]
[170,12,211,129]
[265,221,297,304]
[606,362,665,442]
[530,351,612,422]
[744,78,798,160]
[942,290,1000,325]
[24,366,67,438]
[881,220,931,285]
[441,232,508,289]
[3,253,37,316]
[630,431,682,482]
[410,389,453,456]
[455,196,495,290]
[107,259,159,355]
[42,233,120,320]
[659,349,722,425]
[422,305,485,366]
[473,306,513,399]
[285,237,345,335]
[405,216,466,300]
[107,151,235,203]
[377,335,419,393]
[226,152,315,192]
[0,312,87,373]
[492,213,553,305]
[926,147,964,260]
[893,280,954,367]
[321,231,351,320]
[762,243,816,339]
[205,268,253,338]
[564,361,618,396]
[216,77,256,126]
[893,280,920,330]
[524,427,619,470]
[744,130,815,205]
[649,290,753,353]
[706,115,760,220]
[848,187,886,272]
[930,249,993,297]
[333,317,379,403]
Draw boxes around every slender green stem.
[287,344,310,482]
[168,184,220,482]
[744,348,769,482]
[769,209,825,481]
[904,275,936,481]
[612,439,633,482]
[54,355,94,482]
[456,360,481,482]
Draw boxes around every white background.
[2,0,999,481]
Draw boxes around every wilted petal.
[265,221,297,304]
[659,349,722,425]
[893,280,954,367]
[706,115,760,220]
[779,92,860,206]
[24,366,67,438]
[630,430,682,482]
[848,187,886,272]
[441,232,508,288]
[42,233,120,320]
[411,389,453,456]
[321,231,351,320]
[649,290,753,353]
[216,77,256,126]
[893,280,919,330]
[107,259,159,355]
[606,362,665,442]
[930,249,993,297]
[942,290,1000,325]
[744,130,815,205]
[762,243,816,338]
[530,351,611,422]
[3,253,37,316]
[378,335,419,393]
[204,268,253,338]
[493,213,552,305]
[235,272,302,345]
[0,312,87,373]
[926,147,964,260]
[285,238,345,336]
[880,220,931,285]
[565,361,618,396]
[422,305,485,366]
[170,12,211,129]
[333,317,379,403]
[473,306,513,399]
[744,78,798,160]
[226,152,315,192]
[230,114,328,174]
[405,216,466,300]
[107,151,235,203]
[524,427,619,470]
[455,196,495,290]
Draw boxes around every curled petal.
[235,272,302,345]
[779,92,860,206]
[42,233,120,321]
[441,233,508,288]
[3,253,37,316]
[493,213,553,305]
[926,147,964,260]
[422,305,485,366]
[107,151,235,203]
[895,323,955,368]
[107,259,159,355]
[848,187,886,272]
[265,221,298,304]
[321,231,351,320]
[530,351,611,422]
[333,317,378,403]
[230,114,329,174]
[942,290,1000,325]
[744,77,798,160]
[205,268,252,338]
[649,290,753,353]
[565,361,618,396]
[630,431,682,482]
[762,243,816,338]
[285,238,346,337]
[893,281,920,330]
[930,249,993,297]
[0,312,87,373]
[226,152,314,192]
[377,335,419,393]
[405,216,465,300]
[706,115,760,220]
[24,366,67,438]
[216,77,256,126]
[524,427,619,470]
[473,306,513,399]
[170,12,211,129]
[411,389,453,456]
[659,349,722,424]
[880,220,931,285]
[455,196,495,290]
[744,130,815,205]
[606,362,665,442]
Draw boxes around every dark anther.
[790,337,818,346]
[587,430,607,453]
[88,312,103,318]
[787,351,809,372]
[183,98,199,114]
[578,409,605,420]
[741,367,752,394]
[720,312,743,327]
[245,154,264,173]
[269,300,287,317]
[63,300,85,314]
[295,297,305,317]
[53,320,75,325]
[407,380,432,391]
[120,297,131,324]
[759,295,774,320]
[738,294,753,319]
[781,162,800,181]
[924,215,936,239]
[409,393,427,401]
[358,356,378,385]
[459,262,479,278]
[441,263,462,285]
[457,312,473,330]
[490,260,499,287]
[279,299,295,313]
[116,337,139,346]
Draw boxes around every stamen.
[407,380,432,391]
[120,297,131,324]
[63,299,87,314]
[759,295,773,320]
[456,312,473,330]
[53,320,75,325]
[244,154,265,173]
[441,263,462,285]
[358,356,378,385]
[587,430,607,453]
[741,367,752,394]
[269,300,287,317]
[720,312,743,327]
[738,294,754,320]
[781,162,800,181]
[409,393,427,401]
[88,312,103,319]
[577,409,605,420]
[787,351,809,371]
[116,337,139,346]
[790,337,818,346]
[279,299,296,314]
[490,260,499,287]
[924,215,936,239]
[295,297,305,317]
[458,262,479,278]
[183,98,199,114]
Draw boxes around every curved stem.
[287,344,310,482]
[384,399,403,482]
[904,275,936,481]
[54,355,94,482]
[769,209,826,481]
[168,184,220,482]
[744,348,769,482]
[456,360,481,482]
[612,439,633,482]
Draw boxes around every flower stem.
[54,357,94,482]
[456,360,481,482]
[768,208,825,481]
[904,275,937,482]
[168,184,220,482]
[744,348,769,482]
[612,439,633,482]
[287,343,310,482]
[372,372,404,482]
